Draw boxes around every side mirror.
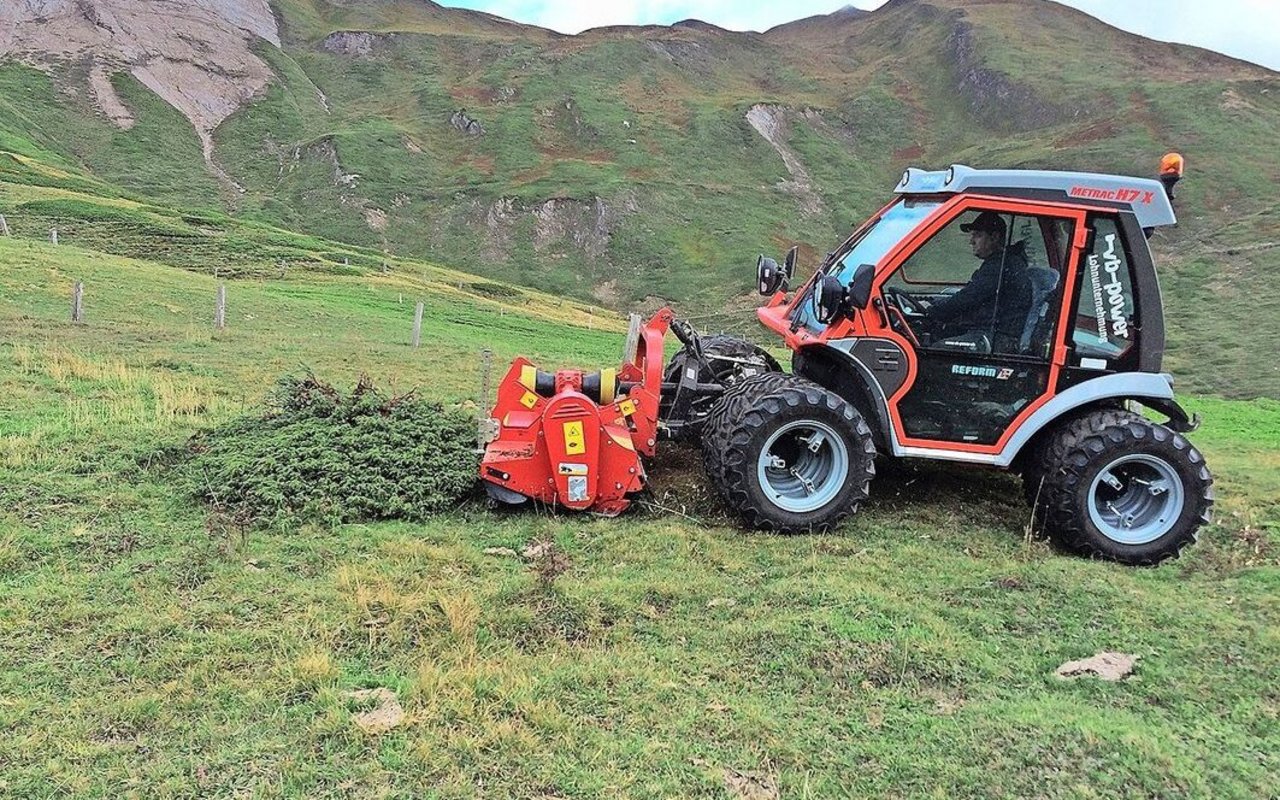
[847,263,876,310]
[783,245,798,281]
[757,255,783,295]
[813,275,847,324]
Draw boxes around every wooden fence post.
[412,302,424,348]
[215,284,227,330]
[71,281,84,323]
[622,313,642,362]
[0,214,9,236]
[50,227,58,245]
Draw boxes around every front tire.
[701,372,794,492]
[1037,411,1213,565]
[711,376,875,533]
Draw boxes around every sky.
[444,0,1280,73]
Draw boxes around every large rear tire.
[710,376,875,533]
[1022,406,1133,509]
[1035,410,1213,565]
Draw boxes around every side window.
[884,209,1068,357]
[1072,217,1136,363]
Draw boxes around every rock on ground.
[1055,652,1139,681]
[345,687,405,734]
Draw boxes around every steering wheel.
[882,285,924,316]
[878,286,924,348]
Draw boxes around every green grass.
[1,236,1277,797]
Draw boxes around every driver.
[927,211,1031,353]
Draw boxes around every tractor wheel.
[1022,406,1132,509]
[701,372,794,495]
[713,376,876,533]
[660,335,781,440]
[1035,410,1213,565]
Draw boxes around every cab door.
[871,198,1086,452]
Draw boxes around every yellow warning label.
[618,399,636,417]
[563,421,586,455]
[519,391,538,409]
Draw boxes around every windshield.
[792,199,942,331]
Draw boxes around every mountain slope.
[1,0,1278,397]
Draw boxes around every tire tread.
[1034,410,1213,565]
[711,375,876,533]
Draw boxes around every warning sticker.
[618,398,636,417]
[563,420,586,455]
[520,391,538,409]
[558,462,588,475]
[567,476,589,502]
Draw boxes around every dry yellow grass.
[438,591,480,640]
[1,343,237,472]
[29,344,224,419]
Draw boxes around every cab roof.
[896,164,1177,229]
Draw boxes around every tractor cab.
[757,164,1185,459]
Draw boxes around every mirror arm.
[871,297,889,328]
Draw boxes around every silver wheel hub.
[756,420,850,513]
[1087,454,1185,545]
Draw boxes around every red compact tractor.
[481,164,1213,565]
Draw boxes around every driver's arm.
[930,262,997,322]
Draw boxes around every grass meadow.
[1,236,1277,798]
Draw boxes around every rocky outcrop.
[0,0,279,176]
[744,104,825,217]
[472,194,636,266]
[450,109,485,137]
[320,31,385,57]
[531,196,619,259]
[363,207,387,232]
[305,137,361,196]
[643,39,712,74]
[944,15,1071,132]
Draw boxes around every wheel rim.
[1087,454,1185,545]
[756,420,850,513]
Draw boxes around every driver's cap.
[960,211,1006,237]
